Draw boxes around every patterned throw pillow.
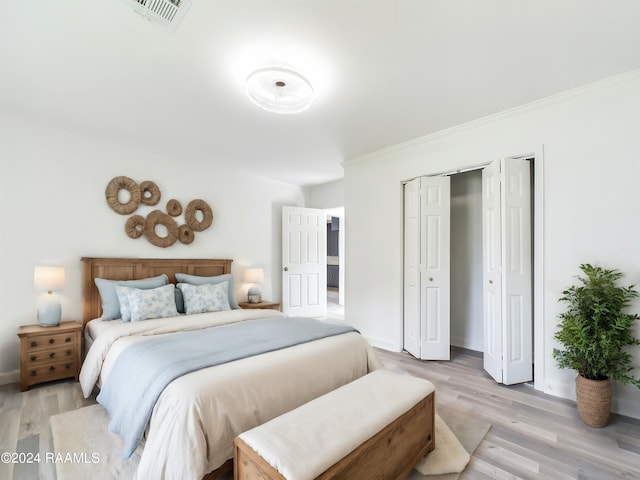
[95,274,168,320]
[178,281,231,315]
[174,273,240,309]
[117,284,179,322]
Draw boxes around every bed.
[78,257,383,480]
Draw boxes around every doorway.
[403,156,537,385]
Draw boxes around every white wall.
[304,179,344,209]
[0,111,304,379]
[344,70,640,418]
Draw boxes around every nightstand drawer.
[25,345,75,366]
[25,359,78,385]
[24,331,76,352]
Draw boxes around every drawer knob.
[30,341,37,347]
[65,337,71,343]
[49,366,55,372]
[31,370,37,376]
[49,339,54,344]
[50,352,55,358]
[30,355,36,362]
[65,364,71,370]
[66,350,71,356]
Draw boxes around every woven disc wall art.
[105,176,141,215]
[166,199,183,217]
[178,225,195,245]
[185,199,213,232]
[143,210,179,248]
[125,215,145,239]
[105,176,214,247]
[140,181,161,206]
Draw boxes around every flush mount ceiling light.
[245,67,314,114]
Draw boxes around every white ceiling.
[2,0,640,186]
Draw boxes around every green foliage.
[553,264,640,388]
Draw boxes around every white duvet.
[79,310,383,480]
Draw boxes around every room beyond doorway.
[326,287,344,321]
[325,206,344,321]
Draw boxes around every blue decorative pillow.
[118,284,178,322]
[94,274,169,320]
[175,273,239,309]
[177,281,231,315]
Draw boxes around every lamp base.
[38,295,61,327]
[247,287,262,304]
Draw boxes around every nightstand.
[17,321,82,392]
[238,301,281,311]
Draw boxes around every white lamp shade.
[34,266,65,292]
[245,268,264,283]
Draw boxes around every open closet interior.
[450,170,483,352]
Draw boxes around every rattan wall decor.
[105,176,214,248]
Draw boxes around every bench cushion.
[237,370,435,479]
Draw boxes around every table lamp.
[245,268,264,303]
[34,266,65,326]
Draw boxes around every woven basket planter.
[575,375,612,427]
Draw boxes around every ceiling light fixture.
[245,67,314,114]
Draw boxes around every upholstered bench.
[233,370,436,480]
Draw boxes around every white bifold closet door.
[403,158,532,384]
[403,176,451,361]
[482,158,532,384]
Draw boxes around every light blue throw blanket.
[96,316,357,458]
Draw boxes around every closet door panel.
[483,160,503,382]
[501,159,532,385]
[403,178,421,358]
[419,176,450,360]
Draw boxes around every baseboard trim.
[0,370,19,386]
[365,336,401,352]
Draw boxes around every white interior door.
[282,206,327,316]
[403,178,421,358]
[419,176,451,360]
[482,159,532,385]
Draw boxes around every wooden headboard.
[81,257,233,325]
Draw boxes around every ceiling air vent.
[127,0,192,31]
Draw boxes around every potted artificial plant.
[553,264,640,427]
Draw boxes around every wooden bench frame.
[234,392,434,480]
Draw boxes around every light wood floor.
[377,347,640,480]
[1,347,639,480]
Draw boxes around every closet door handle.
[428,277,433,282]
[489,279,493,284]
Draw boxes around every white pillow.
[178,281,231,315]
[116,284,178,322]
